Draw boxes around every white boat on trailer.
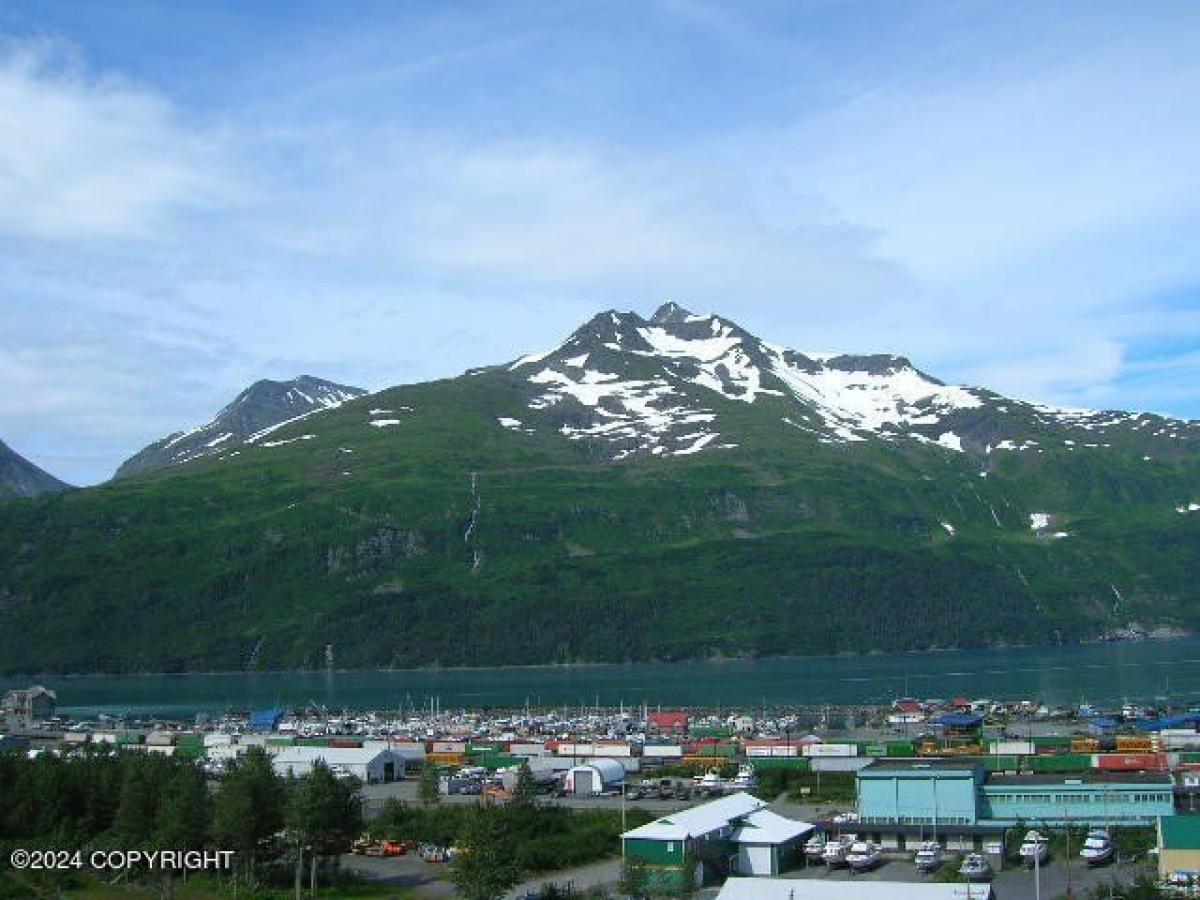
[803,834,826,862]
[846,840,883,873]
[958,852,993,881]
[914,840,944,872]
[822,834,856,868]
[1019,830,1050,867]
[1080,828,1114,866]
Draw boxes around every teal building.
[856,761,1175,837]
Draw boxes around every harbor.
[4,636,1198,719]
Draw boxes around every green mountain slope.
[1,305,1198,674]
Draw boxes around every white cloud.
[0,41,232,242]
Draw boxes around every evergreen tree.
[153,764,210,849]
[284,761,363,895]
[449,804,523,900]
[212,746,285,886]
[418,762,441,806]
[620,855,650,899]
[512,762,538,807]
[112,760,160,847]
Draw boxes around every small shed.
[563,758,625,795]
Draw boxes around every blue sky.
[2,1,1199,485]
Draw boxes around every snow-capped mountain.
[114,375,367,479]
[491,302,1196,461]
[0,439,71,499]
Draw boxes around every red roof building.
[647,711,689,733]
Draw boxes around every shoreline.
[0,631,1191,681]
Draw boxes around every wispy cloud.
[0,39,232,242]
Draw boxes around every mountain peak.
[649,301,699,325]
[0,439,72,499]
[114,375,367,480]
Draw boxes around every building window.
[667,842,674,853]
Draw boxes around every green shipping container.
[296,738,330,746]
[266,737,294,746]
[690,727,735,738]
[1180,752,1200,764]
[886,742,916,757]
[116,732,142,745]
[177,735,204,748]
[748,757,811,771]
[864,744,887,756]
[176,745,206,760]
[1026,753,1090,772]
[982,755,1021,772]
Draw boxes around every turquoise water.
[2,640,1194,718]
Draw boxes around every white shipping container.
[432,741,467,754]
[804,743,857,757]
[556,743,596,757]
[746,745,774,758]
[989,740,1035,756]
[204,733,234,747]
[92,733,117,744]
[595,742,633,757]
[643,745,684,758]
[63,732,90,744]
[769,745,799,757]
[509,743,549,756]
[146,731,176,747]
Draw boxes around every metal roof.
[1160,815,1200,850]
[986,772,1172,787]
[622,792,766,842]
[730,809,814,846]
[716,877,995,899]
[272,746,395,765]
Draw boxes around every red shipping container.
[328,739,362,749]
[1095,752,1168,771]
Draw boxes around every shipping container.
[1115,736,1154,753]
[991,740,1035,756]
[642,745,684,759]
[804,743,857,758]
[1070,738,1099,754]
[1032,736,1073,751]
[432,741,468,754]
[982,755,1022,772]
[885,742,916,758]
[1093,752,1168,772]
[748,757,811,771]
[1025,753,1091,773]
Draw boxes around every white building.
[563,758,625,795]
[271,746,402,783]
[730,808,813,876]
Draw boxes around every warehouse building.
[982,772,1174,826]
[855,759,1175,851]
[271,746,402,782]
[1158,815,1200,885]
[622,792,812,890]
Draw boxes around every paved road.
[361,779,697,816]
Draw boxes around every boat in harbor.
[822,834,856,868]
[1019,830,1050,867]
[958,852,993,881]
[846,840,883,873]
[803,834,826,862]
[729,764,756,791]
[913,840,944,872]
[1079,828,1114,866]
